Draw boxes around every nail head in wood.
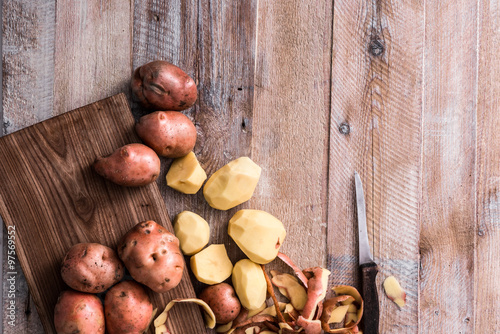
[369,39,384,57]
[339,122,350,135]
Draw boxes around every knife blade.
[354,172,379,334]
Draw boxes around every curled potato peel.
[321,286,364,333]
[154,298,216,333]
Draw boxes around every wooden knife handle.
[360,261,379,334]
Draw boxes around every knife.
[354,172,379,333]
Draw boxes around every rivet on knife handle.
[360,261,379,333]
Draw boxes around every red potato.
[61,243,124,293]
[131,60,197,111]
[199,283,241,324]
[54,290,105,334]
[135,111,197,158]
[118,220,185,293]
[93,143,160,187]
[104,280,153,334]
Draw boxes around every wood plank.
[2,1,56,332]
[2,0,55,133]
[0,94,206,333]
[252,0,333,270]
[329,1,423,332]
[53,0,132,115]
[420,0,477,332]
[475,0,500,331]
[132,0,258,282]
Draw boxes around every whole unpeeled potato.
[93,143,161,187]
[132,60,197,111]
[54,290,105,334]
[104,280,154,334]
[135,111,197,158]
[199,283,241,324]
[60,243,124,293]
[118,220,185,293]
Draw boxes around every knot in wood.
[339,122,350,135]
[369,39,384,57]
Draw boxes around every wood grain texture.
[420,0,477,332]
[329,1,423,332]
[0,95,206,333]
[132,0,258,278]
[475,0,500,331]
[2,0,55,133]
[2,1,56,332]
[252,0,333,270]
[53,0,132,115]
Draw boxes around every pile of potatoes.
[76,60,369,334]
[54,220,185,334]
[170,208,365,334]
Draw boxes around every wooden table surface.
[1,1,499,333]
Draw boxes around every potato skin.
[54,290,105,334]
[61,243,124,293]
[199,283,241,324]
[135,111,196,158]
[104,280,153,334]
[131,60,197,111]
[118,220,185,293]
[93,143,161,187]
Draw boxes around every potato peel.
[262,265,287,324]
[271,271,307,311]
[154,298,216,332]
[383,275,406,308]
[277,252,309,288]
[229,314,278,334]
[321,286,364,334]
[301,267,330,320]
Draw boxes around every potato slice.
[232,259,267,310]
[190,244,233,284]
[203,157,261,210]
[174,211,210,255]
[166,151,207,194]
[228,210,286,264]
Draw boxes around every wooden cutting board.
[0,94,206,333]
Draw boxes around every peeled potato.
[166,152,207,194]
[190,244,233,285]
[232,259,267,310]
[203,157,261,210]
[228,210,286,264]
[174,211,210,255]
